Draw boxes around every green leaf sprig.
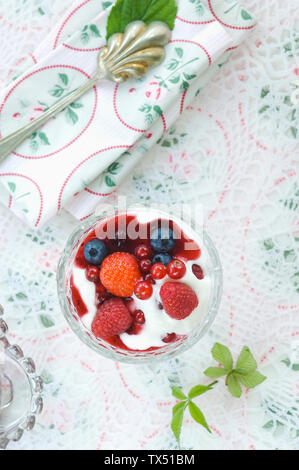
[171,381,217,444]
[170,343,267,444]
[204,343,267,398]
[106,0,178,40]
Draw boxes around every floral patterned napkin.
[0,0,256,227]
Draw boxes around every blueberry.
[83,239,108,265]
[152,253,172,266]
[150,227,176,252]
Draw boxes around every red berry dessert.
[69,209,211,351]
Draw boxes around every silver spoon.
[0,21,171,163]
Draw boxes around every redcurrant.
[134,310,145,324]
[139,259,152,273]
[150,262,167,280]
[166,259,186,279]
[134,244,151,259]
[134,281,153,300]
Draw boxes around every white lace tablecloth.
[0,0,298,450]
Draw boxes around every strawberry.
[91,298,132,338]
[160,282,198,320]
[100,252,141,297]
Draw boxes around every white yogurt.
[71,210,212,350]
[120,263,211,349]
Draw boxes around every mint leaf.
[171,386,187,400]
[204,367,228,378]
[188,382,217,399]
[236,371,266,389]
[236,346,257,374]
[227,373,242,398]
[212,343,233,370]
[106,0,178,40]
[171,401,187,443]
[188,401,211,433]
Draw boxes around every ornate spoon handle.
[0,21,171,164]
[0,74,102,163]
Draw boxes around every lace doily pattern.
[0,0,298,450]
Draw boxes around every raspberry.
[91,298,132,338]
[100,252,141,297]
[160,282,198,320]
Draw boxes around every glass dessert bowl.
[57,206,222,363]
